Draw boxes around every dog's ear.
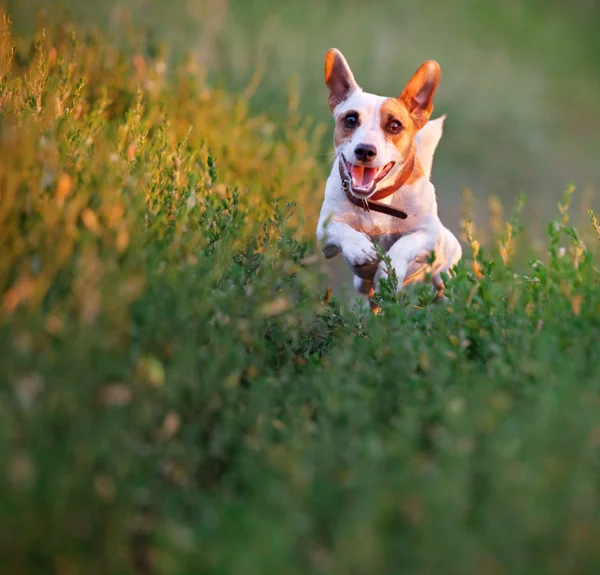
[325,49,359,113]
[399,60,441,130]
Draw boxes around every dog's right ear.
[325,49,359,113]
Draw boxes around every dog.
[316,49,462,309]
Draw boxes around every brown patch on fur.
[325,49,357,112]
[333,112,357,147]
[380,98,414,142]
[379,98,424,184]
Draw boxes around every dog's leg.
[430,227,462,302]
[352,275,381,314]
[353,275,374,294]
[432,273,448,303]
[375,231,436,292]
[318,220,378,269]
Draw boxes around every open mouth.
[342,156,395,196]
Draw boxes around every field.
[2,3,600,574]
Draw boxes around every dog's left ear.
[399,61,441,130]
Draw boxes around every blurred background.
[7,0,600,243]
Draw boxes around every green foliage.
[1,13,600,575]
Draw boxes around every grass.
[2,9,600,575]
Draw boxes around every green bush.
[2,12,600,575]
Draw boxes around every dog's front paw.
[342,235,377,268]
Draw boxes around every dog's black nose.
[354,143,377,162]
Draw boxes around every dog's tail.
[416,114,446,180]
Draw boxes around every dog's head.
[325,48,440,198]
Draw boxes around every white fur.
[317,87,461,300]
[416,115,446,180]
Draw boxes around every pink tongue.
[351,166,377,189]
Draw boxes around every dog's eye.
[344,113,359,128]
[387,120,403,134]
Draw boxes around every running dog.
[316,49,461,308]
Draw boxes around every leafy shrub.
[1,11,600,575]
